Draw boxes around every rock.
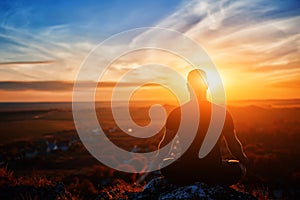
[128,177,256,200]
[95,191,113,200]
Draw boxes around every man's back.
[160,100,240,185]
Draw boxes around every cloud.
[0,81,74,91]
[0,24,95,81]
[98,82,158,88]
[125,0,299,74]
[0,60,55,66]
[269,79,300,88]
[0,81,159,91]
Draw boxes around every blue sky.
[0,0,300,101]
[0,0,181,41]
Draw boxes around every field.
[0,101,299,199]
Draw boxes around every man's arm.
[156,109,179,164]
[158,108,179,150]
[158,128,176,150]
[223,114,248,165]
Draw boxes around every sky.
[0,0,300,102]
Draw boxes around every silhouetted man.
[159,69,248,186]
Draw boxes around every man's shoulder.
[209,102,232,115]
[168,106,181,121]
[168,102,191,117]
[168,101,232,119]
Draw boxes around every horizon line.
[1,98,300,104]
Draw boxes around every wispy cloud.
[270,79,300,88]
[0,81,159,91]
[0,81,74,91]
[0,60,55,66]
[0,24,95,81]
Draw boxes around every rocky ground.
[97,177,256,200]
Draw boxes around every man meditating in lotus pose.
[159,69,248,186]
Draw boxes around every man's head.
[187,69,208,100]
